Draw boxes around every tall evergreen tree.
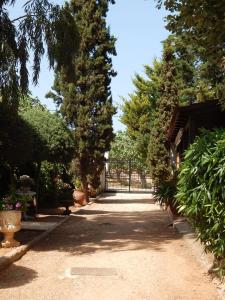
[147,37,179,183]
[121,60,162,161]
[48,0,116,200]
[146,35,199,183]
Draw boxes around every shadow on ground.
[0,265,38,288]
[96,198,154,204]
[101,191,153,198]
[32,206,179,255]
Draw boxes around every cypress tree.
[49,0,116,200]
[147,35,198,184]
[147,37,179,183]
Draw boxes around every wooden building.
[167,100,225,169]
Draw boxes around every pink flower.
[15,202,21,208]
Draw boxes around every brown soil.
[0,193,220,300]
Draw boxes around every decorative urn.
[0,210,22,248]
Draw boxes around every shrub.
[154,179,177,208]
[176,129,225,266]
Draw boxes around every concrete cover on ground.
[0,192,220,300]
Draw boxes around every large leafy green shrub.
[176,129,225,262]
[154,179,177,207]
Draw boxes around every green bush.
[176,129,225,264]
[154,179,177,207]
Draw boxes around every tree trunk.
[35,161,42,208]
[116,170,121,182]
[139,172,147,188]
[80,172,89,203]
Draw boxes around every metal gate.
[105,159,152,192]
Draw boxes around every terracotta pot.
[0,210,21,248]
[73,190,87,206]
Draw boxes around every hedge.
[176,129,225,269]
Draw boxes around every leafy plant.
[176,129,225,274]
[0,185,30,211]
[154,179,176,207]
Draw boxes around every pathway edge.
[165,206,225,299]
[0,198,97,271]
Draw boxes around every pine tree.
[49,0,116,200]
[121,60,162,161]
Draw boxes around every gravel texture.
[0,192,220,300]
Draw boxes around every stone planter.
[73,190,87,206]
[0,210,21,248]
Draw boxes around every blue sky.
[13,1,168,131]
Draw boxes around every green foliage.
[109,131,148,172]
[0,194,28,212]
[38,161,66,207]
[121,35,198,184]
[0,163,11,196]
[0,105,36,166]
[156,0,225,108]
[176,129,225,261]
[49,0,116,197]
[0,94,74,205]
[154,179,176,207]
[0,182,32,211]
[157,0,225,66]
[148,37,179,183]
[20,100,75,164]
[0,0,79,110]
[121,60,162,161]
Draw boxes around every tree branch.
[12,14,36,23]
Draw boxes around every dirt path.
[0,192,220,300]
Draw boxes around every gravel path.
[0,192,220,300]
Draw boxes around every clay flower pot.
[73,190,87,206]
[0,210,21,248]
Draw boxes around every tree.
[147,37,179,183]
[48,0,116,200]
[0,0,79,111]
[121,35,197,183]
[20,97,75,197]
[109,131,147,170]
[121,60,162,160]
[109,131,148,186]
[156,0,225,66]
[156,0,225,107]
[0,107,35,167]
[20,99,74,165]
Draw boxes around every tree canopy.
[20,97,75,165]
[121,35,198,183]
[109,131,148,172]
[121,60,162,161]
[157,0,225,66]
[49,0,116,199]
[156,0,225,107]
[0,0,79,110]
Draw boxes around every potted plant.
[72,178,87,206]
[0,188,27,248]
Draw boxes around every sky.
[13,1,168,132]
